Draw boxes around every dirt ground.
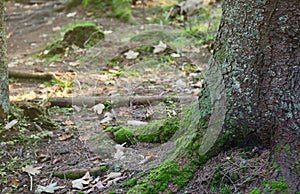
[1,1,270,193]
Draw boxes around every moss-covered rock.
[114,127,136,145]
[63,23,104,48]
[41,23,104,58]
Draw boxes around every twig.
[29,174,33,191]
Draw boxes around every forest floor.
[1,1,271,193]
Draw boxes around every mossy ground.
[127,160,195,194]
[80,0,132,22]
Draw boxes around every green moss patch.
[106,118,179,145]
[127,160,195,193]
[136,119,179,143]
[105,126,136,145]
[123,178,138,187]
[111,0,132,22]
[63,23,104,48]
[80,0,131,22]
[114,127,136,145]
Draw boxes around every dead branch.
[29,95,198,108]
[53,167,106,179]
[9,71,55,81]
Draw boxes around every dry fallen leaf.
[36,182,65,194]
[85,180,105,194]
[153,41,167,53]
[79,135,91,141]
[124,50,139,59]
[22,165,42,176]
[66,12,77,17]
[171,53,180,58]
[58,133,74,141]
[9,177,20,187]
[100,112,114,124]
[92,103,105,115]
[52,26,61,31]
[127,120,148,126]
[139,155,156,164]
[72,172,92,190]
[4,119,18,129]
[103,172,122,183]
[64,120,74,126]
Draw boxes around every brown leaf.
[58,133,74,141]
[22,165,42,175]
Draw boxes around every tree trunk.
[204,0,299,191]
[0,0,10,122]
[125,1,299,193]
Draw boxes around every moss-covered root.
[105,118,179,145]
[126,160,195,194]
[136,119,179,143]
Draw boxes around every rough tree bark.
[126,1,299,193]
[0,0,10,122]
[203,0,299,191]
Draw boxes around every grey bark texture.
[205,0,299,191]
[0,0,9,122]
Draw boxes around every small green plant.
[251,179,290,194]
[103,101,114,111]
[211,170,232,194]
[112,0,132,22]
[50,106,73,116]
[9,78,16,83]
[44,77,74,93]
[250,188,261,194]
